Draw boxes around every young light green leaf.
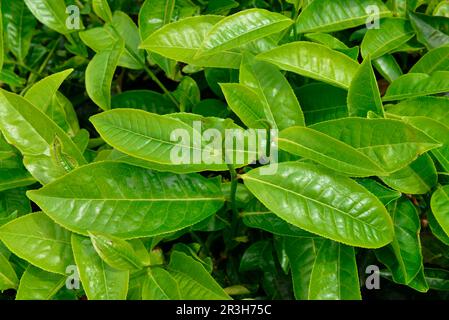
[383,71,449,101]
[0,212,74,274]
[278,126,388,177]
[168,251,231,300]
[361,18,415,59]
[142,267,181,300]
[86,40,124,111]
[431,185,449,239]
[375,198,423,284]
[27,162,224,239]
[197,9,292,57]
[409,46,449,73]
[89,232,147,271]
[0,251,18,291]
[240,53,304,129]
[296,0,392,33]
[257,42,360,89]
[308,240,361,300]
[348,57,384,117]
[139,0,176,39]
[372,54,403,83]
[16,265,65,300]
[71,234,129,300]
[304,33,349,49]
[242,162,394,248]
[311,118,440,173]
[92,0,113,22]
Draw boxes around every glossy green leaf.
[89,232,146,271]
[409,11,449,49]
[86,40,124,111]
[71,234,129,300]
[168,251,231,300]
[140,16,242,69]
[348,57,384,117]
[304,33,349,49]
[357,179,401,206]
[381,153,438,194]
[311,118,440,173]
[0,251,18,291]
[0,89,86,184]
[242,162,394,248]
[258,42,360,89]
[111,90,178,114]
[425,268,449,291]
[3,0,36,63]
[139,0,175,39]
[376,198,423,284]
[427,210,449,246]
[240,53,304,129]
[409,46,449,73]
[295,83,348,125]
[431,185,449,239]
[197,9,292,56]
[27,162,224,239]
[93,0,113,22]
[142,267,181,300]
[16,265,65,300]
[0,212,74,274]
[0,187,31,225]
[24,0,78,35]
[383,71,449,101]
[296,0,392,33]
[309,240,361,300]
[372,54,403,83]
[361,18,415,59]
[278,126,388,177]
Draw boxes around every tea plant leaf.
[383,71,449,101]
[0,212,74,274]
[409,46,449,73]
[16,265,65,300]
[376,198,423,284]
[347,57,384,117]
[240,53,304,129]
[139,0,175,39]
[0,251,18,291]
[372,54,403,82]
[311,118,440,173]
[361,18,415,59]
[431,185,449,238]
[86,40,124,111]
[92,0,113,23]
[71,234,129,300]
[27,162,225,239]
[197,9,292,56]
[257,42,360,89]
[357,179,401,206]
[425,268,449,291]
[409,11,449,49]
[296,0,392,33]
[242,162,394,248]
[142,267,181,300]
[111,90,178,114]
[278,126,389,177]
[308,240,361,300]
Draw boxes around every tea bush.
[0,0,449,300]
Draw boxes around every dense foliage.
[1,0,449,300]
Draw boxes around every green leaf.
[71,234,129,300]
[0,212,74,274]
[409,46,449,73]
[308,240,361,300]
[376,198,423,284]
[2,0,36,63]
[16,265,65,300]
[347,57,384,117]
[139,0,176,39]
[86,40,124,111]
[431,185,449,239]
[242,162,394,248]
[295,83,348,125]
[409,11,449,49]
[425,268,449,291]
[0,89,86,184]
[168,251,231,300]
[0,187,31,225]
[372,54,403,83]
[142,267,181,300]
[89,232,147,270]
[383,71,449,101]
[240,53,304,129]
[24,0,79,35]
[361,18,415,59]
[311,118,440,173]
[197,9,292,56]
[27,162,224,239]
[427,210,449,246]
[357,179,401,206]
[140,16,242,69]
[278,126,389,177]
[111,90,178,114]
[93,0,113,22]
[24,69,73,114]
[296,0,391,33]
[304,33,349,50]
[381,153,438,194]
[0,251,18,291]
[258,42,360,89]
